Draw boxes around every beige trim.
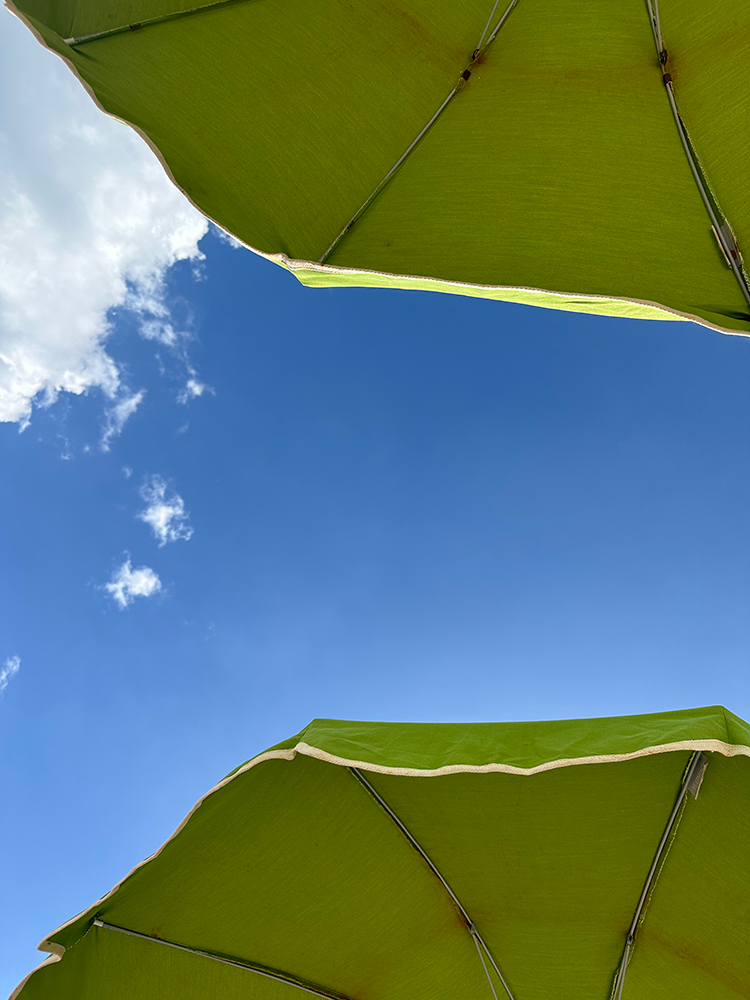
[8,953,62,1000]
[267,257,749,338]
[293,737,750,777]
[274,257,713,330]
[5,0,749,341]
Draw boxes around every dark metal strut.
[92,919,354,1000]
[349,767,516,1000]
[644,0,750,313]
[611,750,708,1000]
[64,0,256,46]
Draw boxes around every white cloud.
[122,465,133,479]
[139,318,180,347]
[211,224,243,250]
[137,474,193,546]
[0,10,209,428]
[178,372,213,404]
[0,655,20,694]
[104,558,162,609]
[100,389,145,451]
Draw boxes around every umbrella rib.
[317,0,520,265]
[480,0,520,54]
[348,767,516,1000]
[91,919,355,1000]
[643,0,750,312]
[475,0,505,56]
[64,0,256,46]
[611,750,708,1000]
[471,932,501,1000]
[316,88,461,265]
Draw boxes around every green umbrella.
[8,0,750,334]
[11,705,750,1000]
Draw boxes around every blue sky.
[2,7,750,996]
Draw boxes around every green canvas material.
[12,706,750,1000]
[8,0,750,334]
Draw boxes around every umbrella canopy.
[8,0,750,334]
[11,705,750,1000]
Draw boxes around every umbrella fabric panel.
[12,0,750,333]
[256,706,750,774]
[658,0,750,262]
[43,755,493,1000]
[23,748,749,1000]
[626,754,750,1000]
[12,708,750,1000]
[367,753,694,1000]
[18,922,315,1000]
[15,0,492,262]
[288,266,691,324]
[325,0,749,334]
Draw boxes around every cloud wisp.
[104,558,162,610]
[101,390,146,452]
[0,655,21,694]
[137,475,193,547]
[177,370,213,405]
[0,10,209,429]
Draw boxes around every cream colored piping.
[8,954,62,1000]
[276,256,748,336]
[293,737,750,777]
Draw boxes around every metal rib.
[471,930,501,1000]
[611,751,708,1000]
[64,0,256,46]
[349,767,516,1000]
[317,87,461,265]
[644,0,750,311]
[483,0,519,51]
[475,0,505,56]
[317,0,520,265]
[92,920,353,1000]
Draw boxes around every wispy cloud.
[101,389,145,451]
[139,317,181,347]
[0,10,208,429]
[0,655,20,694]
[104,558,162,609]
[211,224,243,250]
[178,370,213,404]
[137,475,193,546]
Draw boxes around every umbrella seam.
[292,738,749,777]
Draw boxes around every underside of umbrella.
[8,0,750,333]
[11,705,750,1000]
